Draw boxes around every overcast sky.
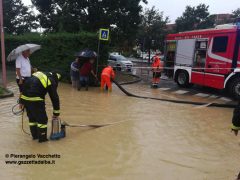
[22,0,240,23]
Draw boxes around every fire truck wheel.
[229,78,240,100]
[176,71,192,88]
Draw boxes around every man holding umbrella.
[7,44,41,95]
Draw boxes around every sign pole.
[96,38,100,76]
[97,28,109,76]
[0,0,7,88]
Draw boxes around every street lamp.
[0,0,7,88]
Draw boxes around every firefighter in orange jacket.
[151,53,163,87]
[101,66,115,92]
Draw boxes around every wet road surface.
[0,82,240,180]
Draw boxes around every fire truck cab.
[165,23,240,98]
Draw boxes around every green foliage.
[3,0,38,34]
[5,33,109,81]
[175,4,214,32]
[137,6,169,51]
[31,0,147,50]
[232,8,240,18]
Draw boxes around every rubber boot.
[30,126,38,140]
[38,128,48,143]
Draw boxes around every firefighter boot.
[30,126,38,140]
[38,128,48,143]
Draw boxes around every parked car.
[108,54,133,72]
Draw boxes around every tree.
[175,4,214,32]
[32,0,147,32]
[232,8,240,18]
[137,6,169,52]
[3,0,38,34]
[31,0,147,50]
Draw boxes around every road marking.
[195,93,210,98]
[159,88,170,91]
[219,97,232,102]
[209,95,219,99]
[174,90,189,95]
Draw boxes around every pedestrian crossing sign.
[99,28,110,41]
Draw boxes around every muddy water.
[0,83,240,180]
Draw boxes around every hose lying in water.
[12,101,31,135]
[62,120,132,129]
[112,79,236,109]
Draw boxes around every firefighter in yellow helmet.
[19,71,61,143]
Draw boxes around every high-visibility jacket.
[101,66,115,79]
[152,56,162,72]
[20,71,60,116]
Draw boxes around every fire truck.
[165,21,240,98]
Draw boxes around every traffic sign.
[99,28,109,41]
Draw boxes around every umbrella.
[7,44,41,61]
[75,49,97,59]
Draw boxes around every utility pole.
[0,0,7,88]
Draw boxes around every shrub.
[4,32,109,81]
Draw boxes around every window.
[196,40,208,50]
[212,36,228,53]
[109,56,116,61]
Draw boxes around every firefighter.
[231,102,240,136]
[20,71,61,143]
[151,53,163,88]
[100,66,115,92]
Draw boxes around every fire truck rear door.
[175,39,196,66]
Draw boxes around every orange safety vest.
[101,66,115,79]
[152,56,162,72]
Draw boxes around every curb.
[0,88,14,99]
[118,73,142,85]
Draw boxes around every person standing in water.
[79,58,97,91]
[70,58,80,89]
[16,49,37,95]
[100,66,115,92]
[20,71,61,143]
[231,102,240,136]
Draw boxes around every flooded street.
[1,82,240,180]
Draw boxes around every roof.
[167,24,238,40]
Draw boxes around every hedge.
[4,32,110,81]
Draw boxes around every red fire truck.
[165,23,240,98]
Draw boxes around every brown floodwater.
[0,82,240,180]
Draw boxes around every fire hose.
[112,78,237,109]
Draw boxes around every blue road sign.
[99,29,109,41]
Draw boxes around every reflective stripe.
[33,72,51,88]
[231,124,240,130]
[21,95,44,101]
[37,124,47,128]
[56,73,61,79]
[29,122,37,126]
[53,110,60,114]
